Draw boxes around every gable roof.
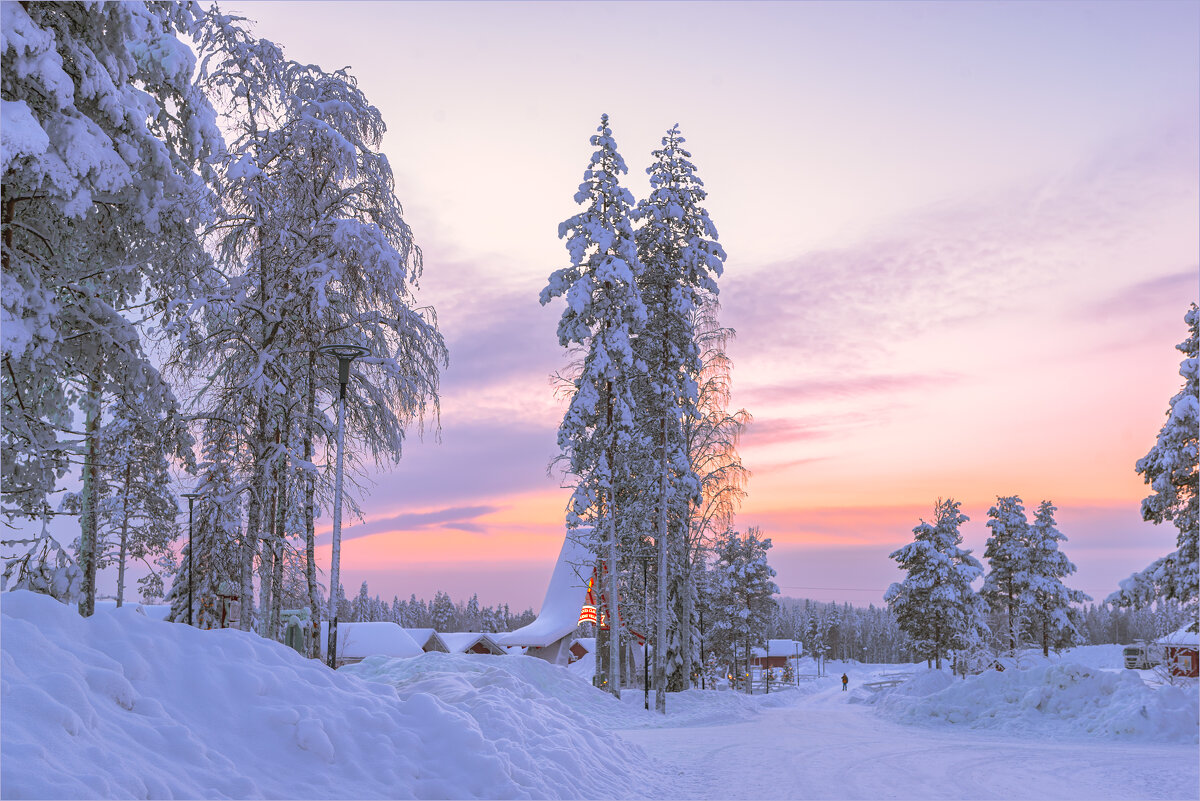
[495,531,591,649]
[439,632,506,655]
[751,639,804,659]
[319,622,422,660]
[403,628,450,652]
[1157,626,1200,646]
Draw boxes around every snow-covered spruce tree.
[541,114,646,697]
[886,499,988,669]
[705,527,778,692]
[164,417,243,627]
[1025,500,1090,655]
[1109,304,1198,632]
[634,124,725,710]
[981,495,1032,655]
[1,2,220,614]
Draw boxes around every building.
[750,639,804,671]
[495,533,592,665]
[404,628,450,653]
[318,621,423,668]
[1156,627,1199,678]
[439,632,507,655]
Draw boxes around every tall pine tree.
[1025,500,1090,655]
[541,114,646,697]
[634,124,725,710]
[886,498,988,669]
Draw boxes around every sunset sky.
[216,0,1197,613]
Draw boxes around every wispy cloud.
[318,503,503,545]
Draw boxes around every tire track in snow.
[614,689,1199,800]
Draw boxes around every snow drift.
[0,591,663,799]
[864,662,1199,743]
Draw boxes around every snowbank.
[343,652,669,795]
[0,591,662,799]
[866,662,1198,743]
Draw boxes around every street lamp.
[319,343,370,669]
[181,492,203,626]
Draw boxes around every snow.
[1158,626,1200,645]
[317,620,422,660]
[751,638,804,659]
[438,631,503,654]
[93,599,171,620]
[3,591,1197,800]
[863,661,1199,743]
[495,532,591,649]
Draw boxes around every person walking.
[841,673,849,691]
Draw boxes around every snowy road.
[616,684,1200,800]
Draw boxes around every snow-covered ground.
[3,592,1197,800]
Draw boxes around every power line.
[777,585,887,592]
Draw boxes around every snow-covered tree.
[678,296,750,688]
[981,495,1032,654]
[886,499,988,669]
[634,124,726,710]
[541,114,646,698]
[705,527,778,692]
[1,514,83,603]
[1025,500,1090,655]
[1110,304,1198,631]
[431,589,455,631]
[165,418,242,628]
[1,1,220,615]
[171,9,445,638]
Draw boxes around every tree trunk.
[269,458,286,641]
[655,410,669,714]
[240,403,269,632]
[605,380,620,699]
[304,351,320,658]
[116,464,132,607]
[596,556,610,687]
[77,379,101,617]
[680,561,694,689]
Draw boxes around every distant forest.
[335,582,537,633]
[767,597,1194,665]
[337,581,1191,664]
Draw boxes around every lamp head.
[319,343,371,387]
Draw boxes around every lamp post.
[319,343,370,669]
[181,492,203,626]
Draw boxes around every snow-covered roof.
[495,531,592,649]
[1156,627,1199,646]
[403,628,449,652]
[319,622,422,659]
[440,632,505,655]
[751,639,804,659]
[571,637,596,654]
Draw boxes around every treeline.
[768,596,1192,666]
[336,582,536,632]
[770,599,909,665]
